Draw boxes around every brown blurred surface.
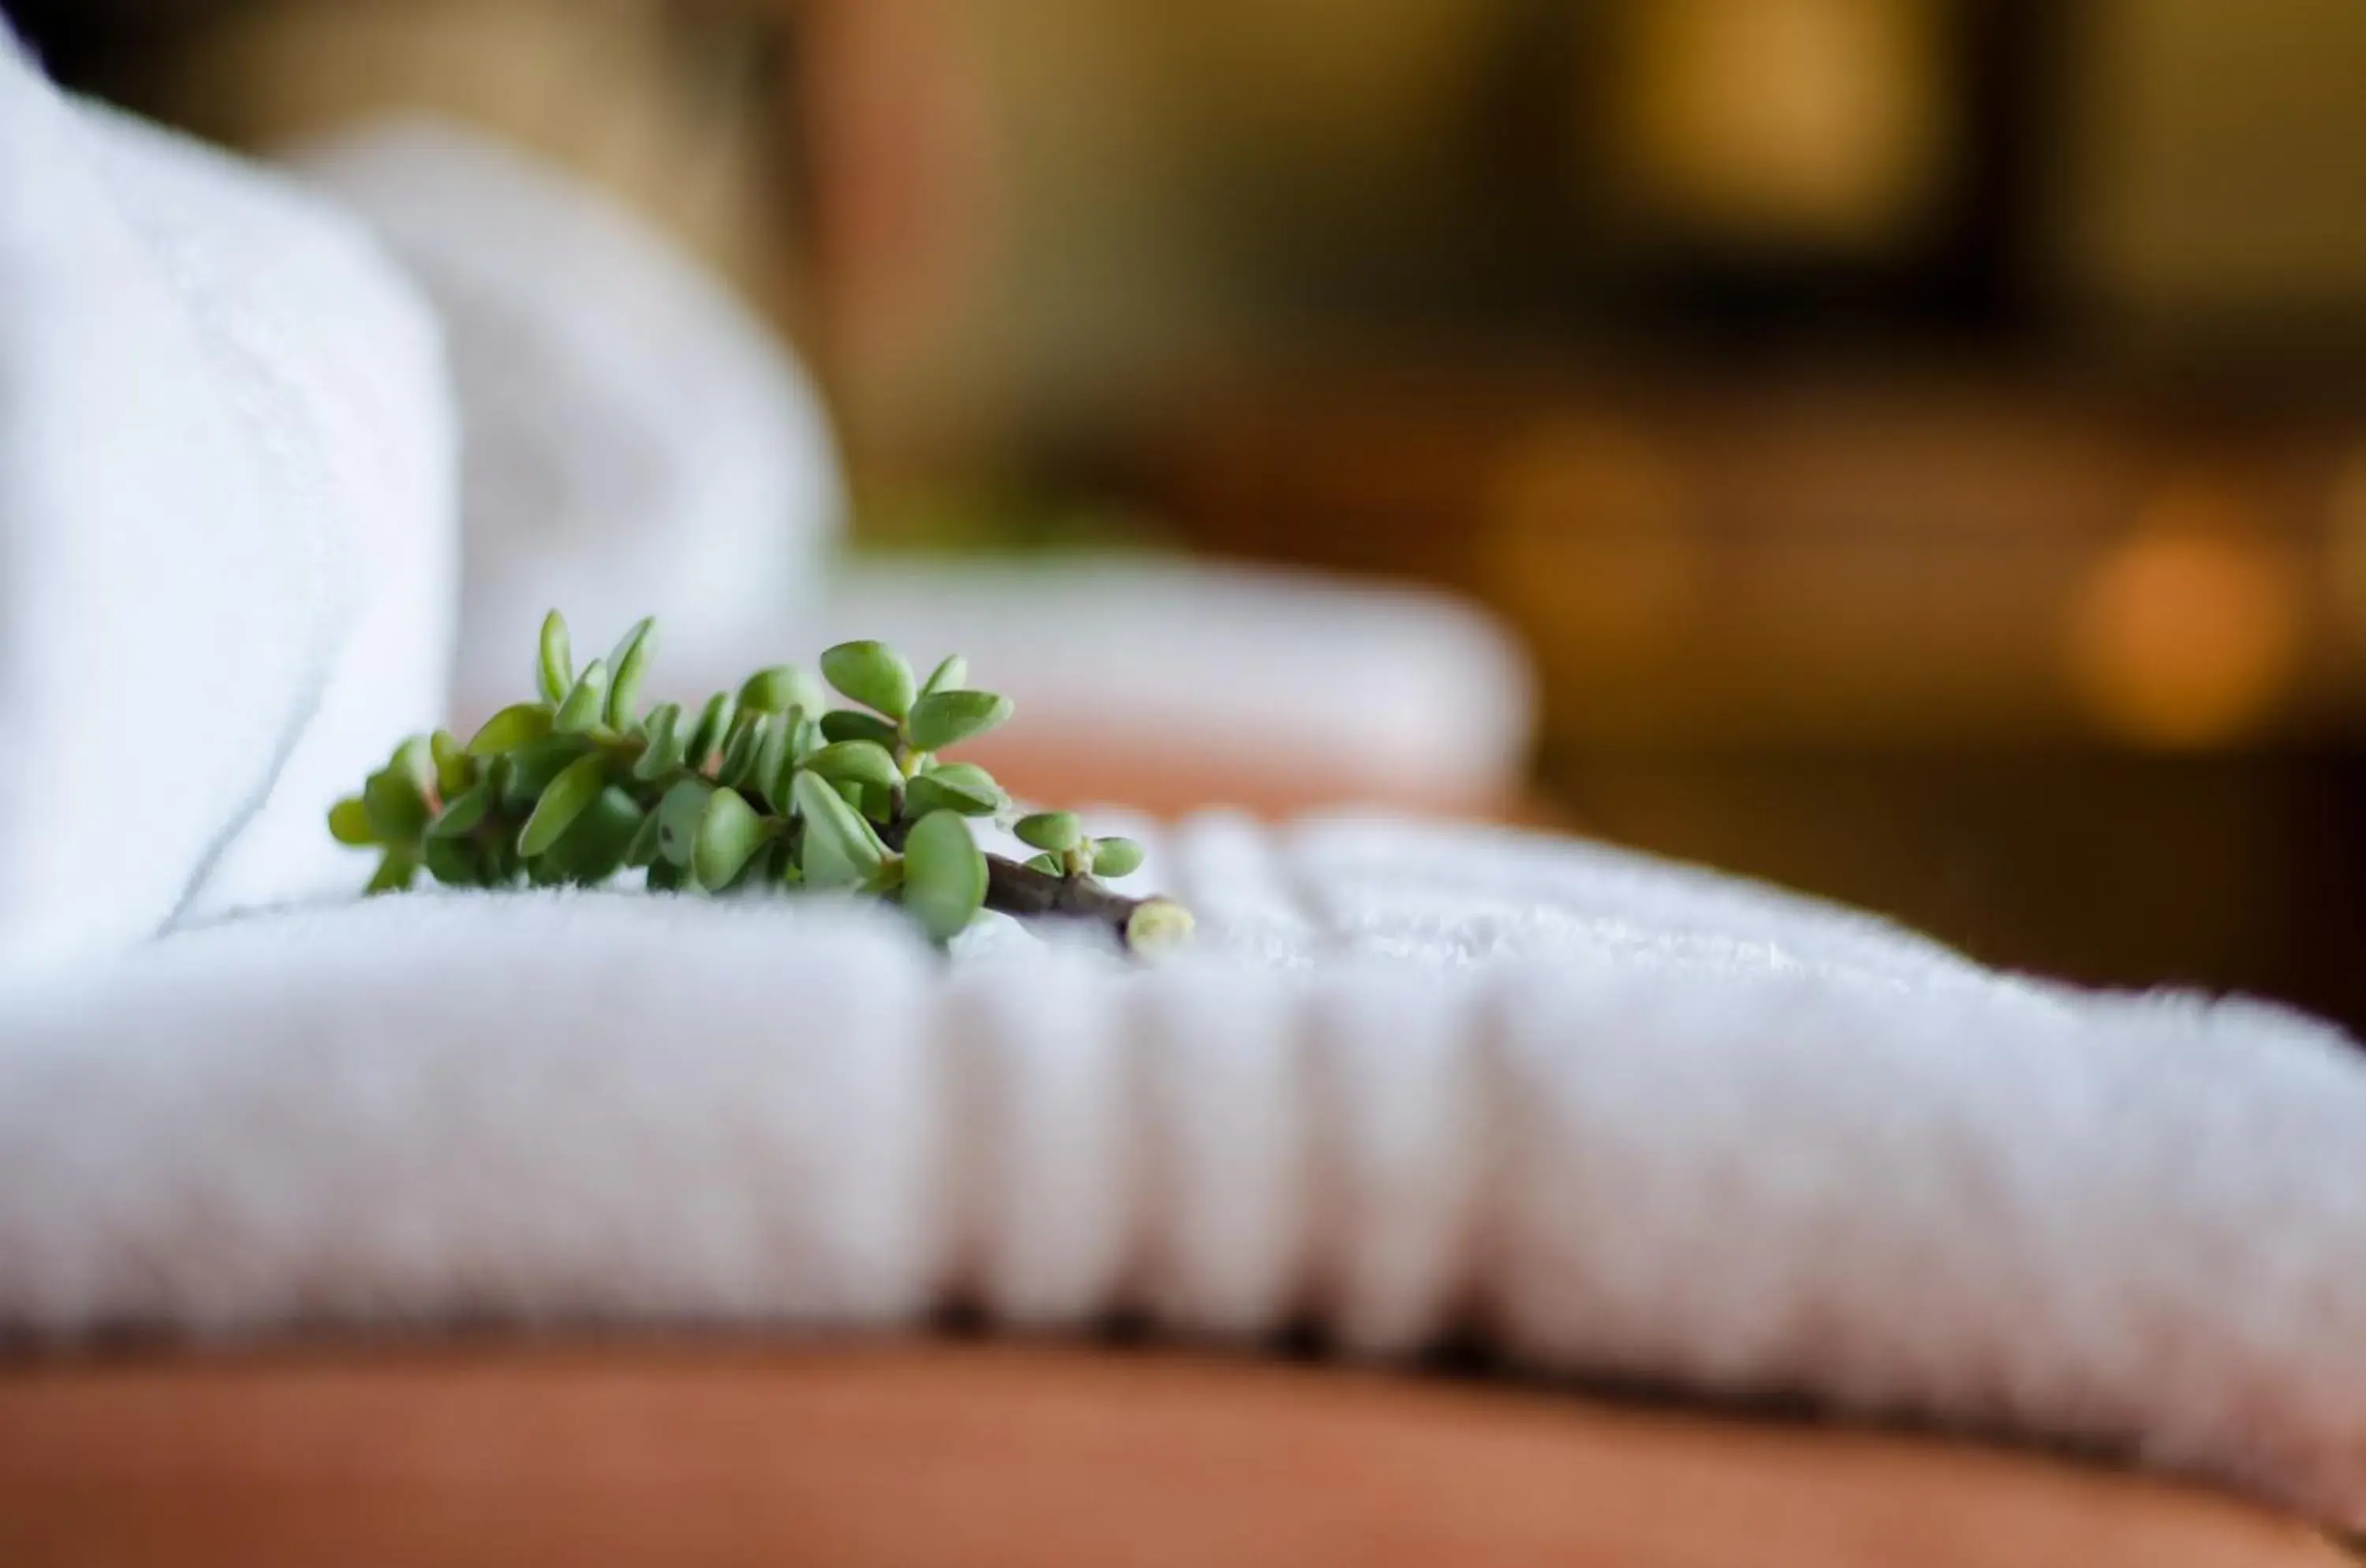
[0,1342,2343,1568]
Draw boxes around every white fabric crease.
[0,817,2361,1525]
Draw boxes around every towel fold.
[0,37,457,969]
[0,814,2360,1525]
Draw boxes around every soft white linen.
[290,120,841,727]
[0,815,2360,1525]
[0,37,455,968]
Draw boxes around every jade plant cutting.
[328,612,1193,954]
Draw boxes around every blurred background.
[11,0,2366,1026]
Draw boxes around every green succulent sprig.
[330,612,1194,955]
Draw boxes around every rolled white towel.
[0,35,456,973]
[289,119,843,727]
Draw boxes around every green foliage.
[1088,836,1145,879]
[819,709,898,748]
[1013,812,1080,853]
[905,689,1012,754]
[738,663,826,716]
[901,810,987,942]
[819,640,915,721]
[331,612,1192,953]
[536,610,573,706]
[905,762,1002,818]
[604,618,658,728]
[553,659,610,733]
[468,702,551,757]
[793,767,883,891]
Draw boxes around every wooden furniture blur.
[1149,364,2366,1032]
[1160,367,2366,752]
[0,1342,2342,1568]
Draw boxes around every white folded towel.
[0,815,2360,1525]
[0,36,456,969]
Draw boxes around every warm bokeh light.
[2326,453,2366,647]
[1610,0,1955,245]
[2066,488,2304,749]
[1481,418,1696,660]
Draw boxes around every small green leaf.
[466,701,554,757]
[647,859,688,894]
[685,692,737,770]
[905,763,1002,818]
[769,713,811,806]
[786,710,820,763]
[928,761,1003,797]
[819,640,916,719]
[819,709,900,747]
[604,617,658,728]
[366,847,419,894]
[793,769,885,890]
[730,840,780,893]
[625,808,665,869]
[423,835,480,888]
[1014,811,1081,853]
[738,663,827,715]
[500,734,594,808]
[546,786,646,884]
[1024,852,1065,876]
[901,810,987,943]
[920,655,968,698]
[903,689,1013,754]
[632,702,685,780]
[803,739,901,793]
[517,752,607,857]
[716,711,763,787]
[751,712,796,810]
[430,730,472,796]
[1089,836,1145,878]
[692,787,770,890]
[327,796,378,846]
[554,658,610,733]
[428,786,490,838]
[537,610,574,706]
[363,764,431,843]
[656,777,715,867]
